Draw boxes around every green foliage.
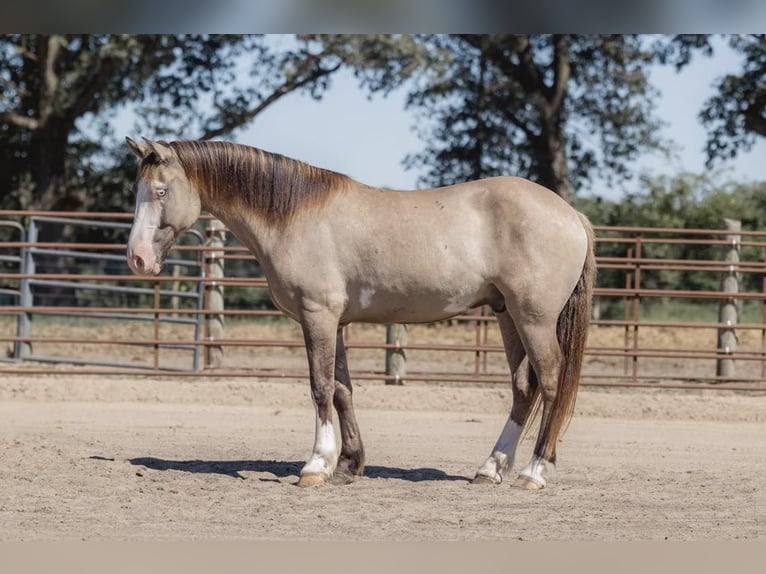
[656,34,765,164]
[701,35,766,163]
[342,34,668,200]
[576,174,766,319]
[577,173,766,232]
[639,299,763,324]
[0,34,343,213]
[224,286,277,311]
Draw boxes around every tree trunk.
[545,132,571,201]
[29,122,85,213]
[28,121,85,307]
[534,121,571,202]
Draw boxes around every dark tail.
[529,212,596,460]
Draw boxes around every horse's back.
[336,174,589,288]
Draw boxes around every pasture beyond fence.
[1,210,766,391]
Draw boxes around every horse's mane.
[163,140,351,222]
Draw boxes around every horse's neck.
[200,194,273,265]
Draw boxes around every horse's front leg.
[297,308,340,487]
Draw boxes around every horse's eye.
[157,187,167,198]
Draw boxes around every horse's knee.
[311,380,335,415]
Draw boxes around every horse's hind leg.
[512,319,562,490]
[472,312,539,485]
[330,328,365,485]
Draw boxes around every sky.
[233,37,766,201]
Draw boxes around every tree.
[575,174,766,317]
[701,35,766,163]
[658,34,765,165]
[0,34,342,213]
[0,34,343,306]
[340,34,667,201]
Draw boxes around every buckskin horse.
[125,137,595,489]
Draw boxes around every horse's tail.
[539,211,597,460]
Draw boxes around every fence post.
[385,323,407,385]
[762,258,766,380]
[16,219,35,359]
[623,246,633,376]
[632,236,642,383]
[716,218,741,378]
[204,218,225,368]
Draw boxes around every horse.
[124,137,596,489]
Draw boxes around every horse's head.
[125,137,201,276]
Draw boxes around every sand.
[0,375,763,541]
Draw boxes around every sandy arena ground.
[0,373,764,541]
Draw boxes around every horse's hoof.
[471,474,500,486]
[513,475,545,490]
[329,470,356,485]
[297,473,327,487]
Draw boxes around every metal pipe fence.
[1,210,766,391]
[0,219,25,362]
[4,214,207,370]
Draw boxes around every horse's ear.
[142,137,174,163]
[125,136,149,159]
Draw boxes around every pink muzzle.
[127,241,161,276]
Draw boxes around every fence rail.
[1,210,766,391]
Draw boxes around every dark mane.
[165,140,351,222]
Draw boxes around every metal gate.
[13,215,206,370]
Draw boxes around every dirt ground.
[0,373,764,541]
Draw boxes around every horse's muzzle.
[127,244,162,276]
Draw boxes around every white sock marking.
[301,416,338,478]
[518,455,550,487]
[476,417,523,483]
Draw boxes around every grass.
[598,298,764,324]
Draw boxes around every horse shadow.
[126,457,469,483]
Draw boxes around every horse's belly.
[347,305,459,324]
[342,283,501,324]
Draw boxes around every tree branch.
[548,34,571,114]
[199,61,341,141]
[0,111,40,130]
[503,107,538,141]
[507,35,545,95]
[66,53,117,125]
[38,34,65,124]
[481,35,550,115]
[744,99,766,137]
